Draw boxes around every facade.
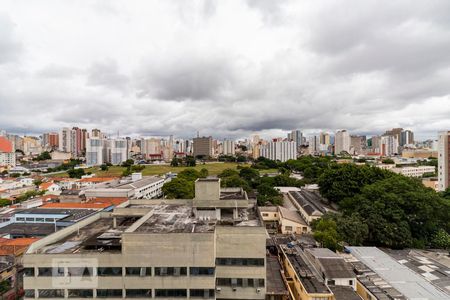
[221,140,235,156]
[59,128,72,153]
[23,179,266,300]
[380,135,399,156]
[334,130,350,155]
[23,136,43,155]
[259,141,296,162]
[0,136,16,169]
[392,166,436,178]
[86,137,106,166]
[438,131,450,191]
[193,136,213,158]
[259,206,310,235]
[400,130,414,146]
[107,138,127,165]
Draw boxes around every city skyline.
[1,1,450,140]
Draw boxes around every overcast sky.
[1,0,450,140]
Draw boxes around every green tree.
[311,217,343,252]
[335,214,369,246]
[100,164,109,171]
[221,175,251,191]
[171,158,181,167]
[33,179,43,187]
[35,151,51,161]
[431,229,450,249]
[121,159,134,167]
[0,199,10,207]
[218,168,239,178]
[185,156,196,167]
[67,168,85,178]
[162,178,194,199]
[178,169,201,181]
[257,183,282,206]
[382,158,395,164]
[199,168,209,178]
[239,167,260,186]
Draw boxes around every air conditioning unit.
[232,287,237,292]
[256,288,261,293]
[216,288,221,292]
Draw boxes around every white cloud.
[0,0,450,140]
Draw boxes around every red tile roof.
[39,182,55,190]
[40,202,111,209]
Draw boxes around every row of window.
[25,289,214,298]
[25,267,215,277]
[215,258,265,266]
[216,278,265,288]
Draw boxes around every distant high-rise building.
[350,135,366,155]
[43,132,59,149]
[334,130,350,155]
[108,138,127,165]
[0,136,15,168]
[259,140,296,162]
[222,140,235,156]
[308,136,319,154]
[86,137,106,166]
[59,127,72,153]
[91,128,102,138]
[438,131,450,191]
[400,130,414,146]
[289,130,303,147]
[193,136,213,158]
[380,135,399,156]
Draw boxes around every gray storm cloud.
[0,0,449,140]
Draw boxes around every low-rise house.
[259,206,310,235]
[287,190,336,225]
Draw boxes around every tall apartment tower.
[222,140,235,156]
[59,127,72,153]
[400,130,414,146]
[259,140,296,162]
[438,131,450,191]
[108,138,127,165]
[86,137,106,166]
[334,130,350,155]
[193,136,213,158]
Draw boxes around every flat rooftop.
[0,223,56,237]
[115,176,163,190]
[266,255,289,295]
[328,286,361,300]
[136,205,215,233]
[38,216,138,254]
[349,247,449,300]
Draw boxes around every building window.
[189,289,214,298]
[155,289,187,298]
[25,218,34,222]
[96,289,123,298]
[125,267,151,276]
[216,278,264,288]
[125,289,152,298]
[97,267,122,276]
[349,280,353,286]
[38,267,64,277]
[68,267,93,277]
[35,218,45,222]
[189,267,214,276]
[38,289,65,298]
[24,290,35,297]
[68,289,93,298]
[262,213,269,217]
[23,268,35,277]
[216,258,264,266]
[154,267,187,276]
[285,226,293,231]
[16,217,25,221]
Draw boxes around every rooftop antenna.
[197,131,199,138]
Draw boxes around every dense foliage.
[314,162,450,249]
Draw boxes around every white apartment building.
[259,141,296,162]
[334,130,350,155]
[86,137,106,166]
[58,127,72,153]
[438,131,450,191]
[392,166,436,178]
[108,139,127,165]
[0,152,15,168]
[381,135,399,156]
[221,140,235,156]
[308,136,319,154]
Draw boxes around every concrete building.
[86,137,106,166]
[42,132,59,149]
[308,136,319,155]
[84,175,165,200]
[400,130,414,146]
[380,135,399,156]
[221,140,235,156]
[288,130,303,148]
[23,136,42,156]
[23,179,266,300]
[348,247,449,300]
[59,127,72,153]
[193,136,213,158]
[0,137,16,169]
[259,206,309,235]
[259,141,296,162]
[334,130,350,155]
[287,190,336,225]
[392,165,436,178]
[438,131,450,191]
[107,138,127,165]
